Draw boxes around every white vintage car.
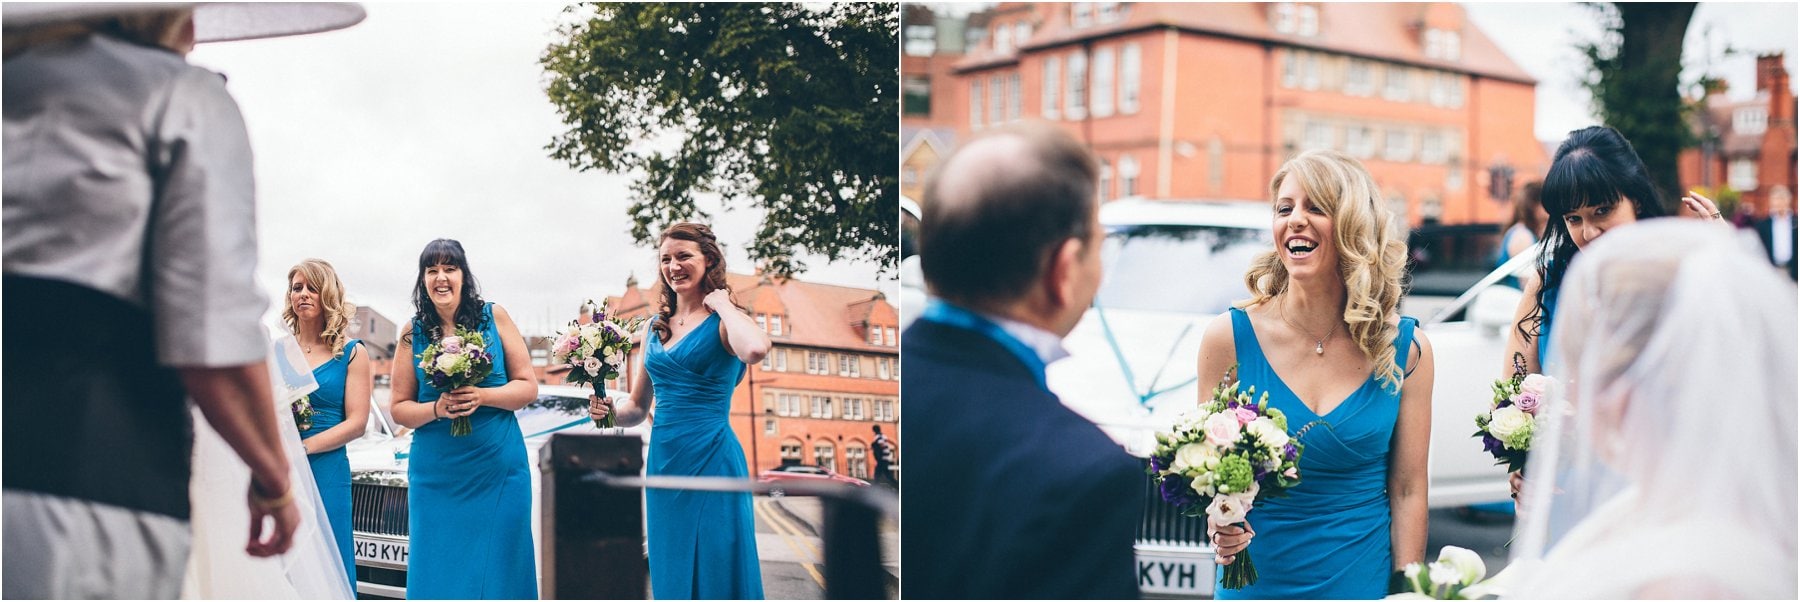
[1045,197,1527,597]
[346,384,645,598]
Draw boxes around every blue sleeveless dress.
[301,338,362,592]
[644,313,764,599]
[406,303,536,599]
[1215,308,1417,600]
[1537,286,1558,367]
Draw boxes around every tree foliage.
[1576,2,1697,209]
[541,3,899,277]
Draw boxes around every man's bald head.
[920,122,1099,309]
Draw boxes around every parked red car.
[757,464,870,496]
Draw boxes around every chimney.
[1756,52,1787,93]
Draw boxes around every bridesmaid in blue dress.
[387,239,540,599]
[1196,150,1434,599]
[1499,126,1722,498]
[284,259,371,592]
[590,222,770,600]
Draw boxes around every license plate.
[1136,545,1215,597]
[354,534,410,570]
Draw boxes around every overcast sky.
[188,3,896,338]
[1465,2,1798,142]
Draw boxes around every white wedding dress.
[1506,219,1797,599]
[181,332,353,599]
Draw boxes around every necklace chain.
[1278,298,1338,356]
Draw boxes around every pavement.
[756,494,899,599]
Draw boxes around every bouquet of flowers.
[1150,368,1307,590]
[1389,546,1497,600]
[552,300,639,429]
[417,326,494,437]
[292,394,315,432]
[1473,353,1549,472]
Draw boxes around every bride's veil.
[1507,218,1797,598]
[181,331,354,599]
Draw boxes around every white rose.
[583,356,602,375]
[434,353,459,373]
[606,351,625,367]
[1519,373,1551,397]
[1485,407,1531,441]
[1435,545,1486,585]
[1206,493,1254,526]
[1187,472,1216,497]
[1171,443,1218,475]
[1247,417,1289,449]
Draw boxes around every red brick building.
[905,2,1549,228]
[603,272,901,482]
[1680,53,1799,218]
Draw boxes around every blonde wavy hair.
[1239,150,1409,390]
[282,259,356,359]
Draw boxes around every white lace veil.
[1507,218,1797,599]
[181,332,354,599]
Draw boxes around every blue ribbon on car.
[524,417,594,440]
[1094,303,1200,408]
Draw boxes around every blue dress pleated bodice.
[1214,307,1416,600]
[644,312,764,600]
[301,338,362,592]
[405,303,536,599]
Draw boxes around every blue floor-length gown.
[1214,307,1417,600]
[301,338,363,592]
[406,303,536,599]
[645,313,764,600]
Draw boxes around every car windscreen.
[1095,224,1269,314]
[516,394,589,437]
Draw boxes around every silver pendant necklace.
[1279,299,1338,356]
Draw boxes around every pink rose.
[1204,413,1242,446]
[582,356,602,376]
[1233,406,1259,425]
[1283,467,1298,479]
[1513,392,1541,415]
[441,336,463,354]
[1519,374,1550,397]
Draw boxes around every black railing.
[352,482,409,536]
[540,432,897,600]
[1137,460,1210,547]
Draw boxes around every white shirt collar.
[981,311,1072,366]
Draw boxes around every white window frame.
[814,441,836,472]
[989,75,1005,129]
[1730,159,1760,192]
[1302,51,1320,90]
[1347,125,1375,159]
[1274,2,1296,33]
[1346,59,1374,96]
[846,445,868,479]
[1444,31,1461,61]
[774,349,787,372]
[1092,46,1115,118]
[1067,51,1088,119]
[1282,50,1300,89]
[877,357,891,380]
[1736,108,1770,135]
[1007,72,1022,122]
[812,395,833,419]
[903,25,936,57]
[1384,65,1410,102]
[770,314,782,335]
[1072,2,1093,28]
[1421,130,1447,164]
[1120,43,1142,114]
[1297,4,1318,37]
[1098,159,1113,202]
[1118,154,1140,197]
[781,442,803,461]
[1305,122,1333,151]
[970,80,983,128]
[1384,129,1414,162]
[870,328,881,346]
[1043,56,1061,120]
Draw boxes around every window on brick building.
[775,349,787,372]
[1305,122,1333,151]
[970,80,983,128]
[1346,59,1374,96]
[1043,56,1061,120]
[761,354,771,371]
[870,327,881,346]
[771,314,782,336]
[1384,129,1413,162]
[765,418,776,436]
[1098,159,1113,202]
[1347,125,1375,158]
[1297,4,1318,37]
[994,22,1014,54]
[815,442,836,472]
[989,75,1005,127]
[1119,155,1140,197]
[1072,2,1093,28]
[812,396,833,419]
[1067,51,1088,120]
[904,25,936,57]
[781,441,803,463]
[1282,50,1300,88]
[1120,43,1141,114]
[756,314,767,332]
[846,444,868,479]
[878,357,891,380]
[844,398,866,420]
[1736,108,1770,135]
[1092,46,1115,118]
[1007,72,1022,122]
[1302,51,1320,90]
[1443,31,1461,61]
[875,399,897,422]
[1384,65,1411,102]
[1730,159,1760,192]
[780,393,804,417]
[1273,2,1296,33]
[885,327,897,346]
[903,76,931,116]
[1421,131,1447,164]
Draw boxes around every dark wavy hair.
[650,223,732,344]
[405,238,486,344]
[1520,126,1671,346]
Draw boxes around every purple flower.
[1283,443,1298,461]
[1481,433,1503,454]
[1495,397,1513,409]
[1150,456,1167,472]
[1159,476,1192,505]
[1513,392,1541,415]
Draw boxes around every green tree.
[1576,2,1697,209]
[542,3,898,277]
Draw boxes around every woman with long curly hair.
[590,222,771,599]
[281,258,367,591]
[1194,150,1435,599]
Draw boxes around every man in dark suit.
[1756,187,1797,279]
[901,122,1144,599]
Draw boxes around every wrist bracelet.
[433,401,445,420]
